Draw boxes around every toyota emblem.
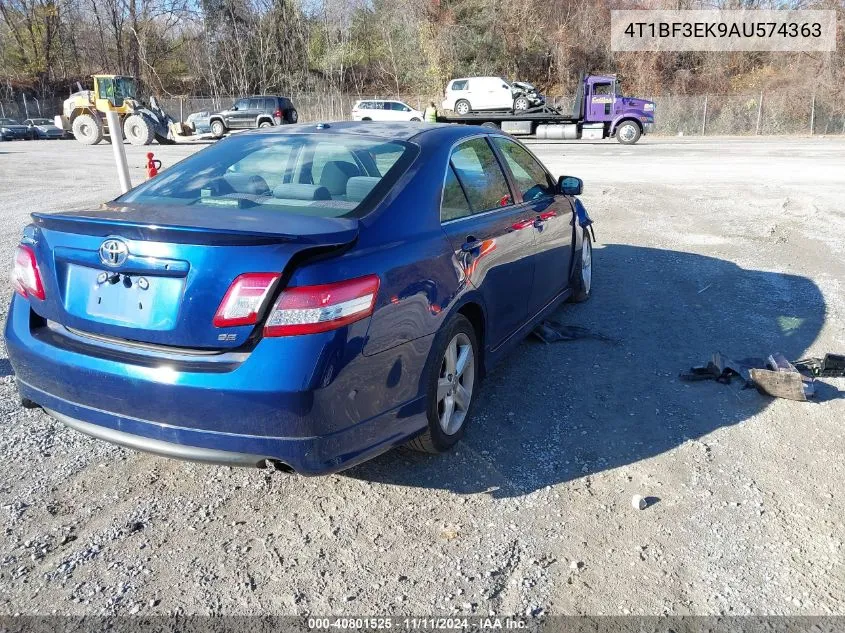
[99,238,129,267]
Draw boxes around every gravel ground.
[0,135,843,617]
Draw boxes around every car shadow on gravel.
[347,244,826,497]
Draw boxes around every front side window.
[233,99,249,110]
[451,80,468,91]
[492,137,553,202]
[119,134,418,219]
[449,137,512,212]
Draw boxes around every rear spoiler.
[31,205,360,247]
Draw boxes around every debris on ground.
[679,352,766,386]
[632,495,647,510]
[794,354,845,377]
[680,351,844,401]
[749,353,814,402]
[532,320,619,345]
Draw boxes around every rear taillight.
[273,109,282,118]
[264,274,380,337]
[213,273,280,327]
[13,244,45,300]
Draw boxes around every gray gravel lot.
[0,135,843,616]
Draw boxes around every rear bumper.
[46,408,275,468]
[6,296,431,474]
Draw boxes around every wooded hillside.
[1,0,843,103]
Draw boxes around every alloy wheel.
[436,332,475,435]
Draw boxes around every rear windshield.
[119,133,418,219]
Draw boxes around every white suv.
[351,100,424,122]
[441,77,515,114]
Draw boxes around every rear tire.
[258,120,273,128]
[72,113,103,145]
[123,114,154,146]
[569,230,592,303]
[615,121,641,145]
[454,99,472,115]
[210,119,226,138]
[410,117,421,122]
[286,109,298,124]
[408,314,479,454]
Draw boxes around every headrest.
[345,177,380,202]
[222,173,270,196]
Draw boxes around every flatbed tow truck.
[437,74,655,144]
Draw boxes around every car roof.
[247,120,494,143]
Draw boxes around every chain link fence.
[3,91,843,136]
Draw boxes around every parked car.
[208,96,298,138]
[5,121,593,475]
[186,110,212,134]
[0,118,31,140]
[511,81,546,110]
[351,100,424,122]
[23,118,66,139]
[442,77,521,114]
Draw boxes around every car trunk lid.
[28,204,358,350]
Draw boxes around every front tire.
[454,99,472,115]
[210,119,226,138]
[514,96,530,111]
[569,230,592,303]
[123,114,154,146]
[409,314,478,454]
[615,121,641,145]
[72,113,103,145]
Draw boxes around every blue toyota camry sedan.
[5,121,593,474]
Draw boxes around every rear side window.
[441,166,472,222]
[449,138,512,212]
[248,98,262,110]
[492,137,553,201]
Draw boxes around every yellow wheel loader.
[55,75,176,146]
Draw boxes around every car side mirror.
[559,176,583,196]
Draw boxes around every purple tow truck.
[438,73,655,144]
